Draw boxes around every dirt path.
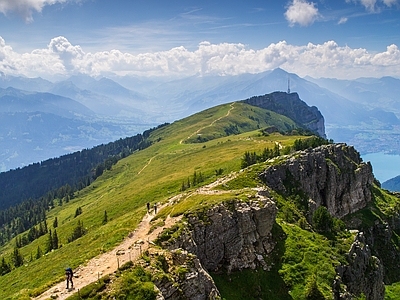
[33,173,237,300]
[33,205,181,300]
[180,102,235,144]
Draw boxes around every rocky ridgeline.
[243,92,326,138]
[259,143,374,219]
[152,143,386,299]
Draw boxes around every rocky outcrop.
[164,195,278,273]
[259,143,374,219]
[153,143,383,299]
[364,220,400,284]
[333,232,385,300]
[242,92,326,137]
[141,248,220,300]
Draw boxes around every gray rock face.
[334,232,385,300]
[156,249,221,300]
[242,92,326,137]
[259,143,374,218]
[168,196,278,273]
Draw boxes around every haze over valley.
[2,1,400,299]
[1,68,400,185]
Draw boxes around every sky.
[0,0,400,80]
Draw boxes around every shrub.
[312,206,333,233]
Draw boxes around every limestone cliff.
[138,248,220,300]
[153,143,386,299]
[259,143,374,219]
[161,196,277,273]
[242,92,326,137]
[334,232,385,300]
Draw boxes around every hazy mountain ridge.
[306,76,400,117]
[0,111,140,173]
[1,68,400,173]
[0,87,95,118]
[382,175,400,192]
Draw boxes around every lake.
[362,152,400,183]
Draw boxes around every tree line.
[0,123,168,247]
[0,211,103,276]
[241,136,332,169]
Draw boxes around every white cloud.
[1,36,400,80]
[346,0,398,12]
[361,0,378,11]
[284,0,319,27]
[382,0,397,6]
[0,0,69,22]
[338,17,348,24]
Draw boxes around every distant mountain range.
[1,68,400,173]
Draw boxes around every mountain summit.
[242,91,325,138]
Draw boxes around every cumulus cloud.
[346,0,398,12]
[382,0,397,6]
[284,0,319,27]
[1,36,400,79]
[0,0,69,22]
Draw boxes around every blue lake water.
[361,152,400,183]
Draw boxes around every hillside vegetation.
[0,99,398,300]
[0,101,309,298]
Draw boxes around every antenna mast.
[287,76,291,94]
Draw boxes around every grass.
[385,282,400,299]
[0,102,307,299]
[3,101,378,300]
[278,221,353,299]
[212,219,354,300]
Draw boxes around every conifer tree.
[11,247,24,268]
[35,246,43,259]
[102,211,108,225]
[45,229,53,253]
[0,256,11,275]
[52,229,59,250]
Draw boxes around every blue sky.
[0,0,400,79]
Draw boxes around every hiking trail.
[33,203,181,300]
[33,174,237,300]
[180,102,235,144]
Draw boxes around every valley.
[2,69,400,182]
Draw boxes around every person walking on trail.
[154,203,157,214]
[65,267,74,289]
[147,202,150,213]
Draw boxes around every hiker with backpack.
[65,267,74,289]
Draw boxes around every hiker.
[147,202,150,213]
[65,267,74,289]
[154,203,157,214]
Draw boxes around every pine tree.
[44,219,48,233]
[45,230,53,253]
[0,256,11,275]
[35,246,43,259]
[11,247,24,268]
[102,211,108,225]
[68,220,86,243]
[52,229,59,250]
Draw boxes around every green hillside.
[0,101,307,299]
[0,100,398,300]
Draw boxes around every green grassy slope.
[3,99,398,300]
[0,101,306,299]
